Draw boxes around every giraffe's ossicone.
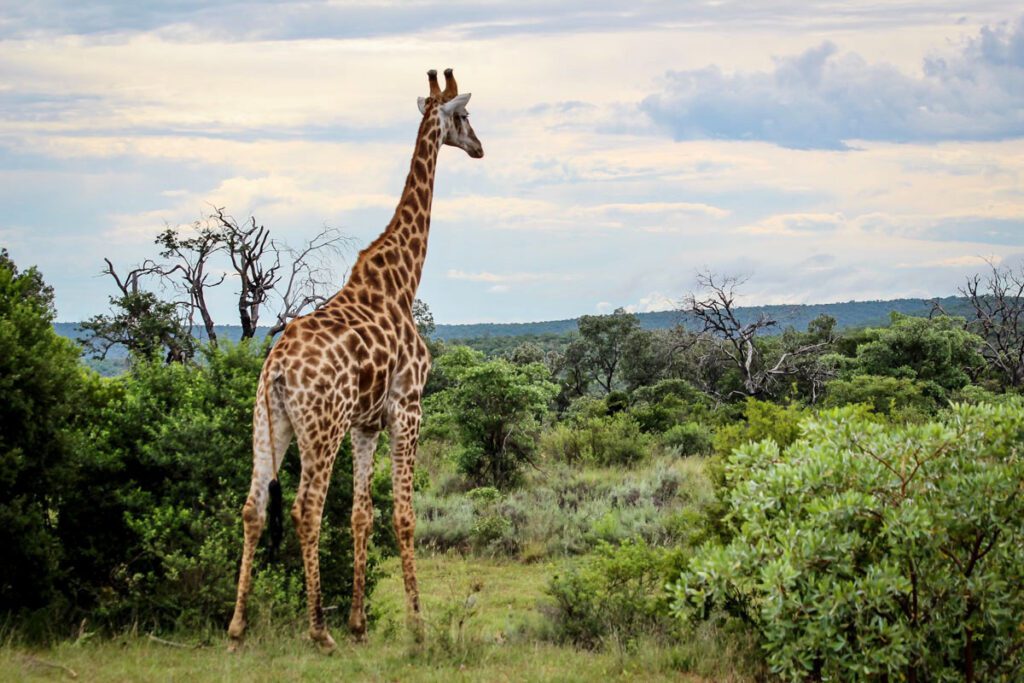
[227,68,483,653]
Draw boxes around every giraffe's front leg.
[348,427,379,641]
[389,405,424,640]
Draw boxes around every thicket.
[674,404,1024,681]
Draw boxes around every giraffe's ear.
[441,93,471,116]
[417,97,427,115]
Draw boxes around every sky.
[1,2,1023,325]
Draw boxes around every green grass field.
[1,556,732,682]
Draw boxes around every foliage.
[848,312,985,398]
[674,403,1024,682]
[627,378,710,433]
[416,459,716,560]
[575,308,642,394]
[1,304,388,634]
[80,290,195,362]
[711,398,807,457]
[546,540,686,649]
[541,413,653,466]
[0,250,91,613]
[823,373,936,417]
[429,347,557,489]
[661,423,712,456]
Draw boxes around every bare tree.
[953,261,1024,389]
[156,222,225,346]
[684,271,832,398]
[265,226,352,338]
[213,209,282,339]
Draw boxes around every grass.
[1,555,722,683]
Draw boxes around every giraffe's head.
[418,68,484,159]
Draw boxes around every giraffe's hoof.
[312,631,337,654]
[350,628,368,644]
[227,619,246,649]
[408,618,425,644]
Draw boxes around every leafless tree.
[213,209,282,339]
[101,257,162,298]
[156,222,225,346]
[684,271,832,398]
[947,261,1024,389]
[266,226,353,339]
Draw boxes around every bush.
[823,373,936,417]
[849,313,985,398]
[1,336,390,635]
[674,403,1024,682]
[546,540,686,649]
[542,413,652,466]
[0,250,91,614]
[661,423,712,456]
[430,348,557,489]
[711,398,806,457]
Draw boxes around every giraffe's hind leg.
[228,378,293,650]
[348,426,379,640]
[292,430,346,653]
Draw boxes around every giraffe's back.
[264,299,426,438]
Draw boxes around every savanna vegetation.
[2,242,1023,682]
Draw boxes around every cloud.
[446,269,574,283]
[622,291,678,313]
[641,16,1024,149]
[4,1,999,41]
[737,212,844,236]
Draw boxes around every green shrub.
[546,540,686,649]
[851,313,984,397]
[628,379,710,433]
[0,250,98,615]
[661,423,712,456]
[415,489,476,552]
[712,398,806,456]
[539,423,588,464]
[674,402,1024,682]
[541,413,652,466]
[3,338,390,635]
[430,349,557,489]
[823,373,936,417]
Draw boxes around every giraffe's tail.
[268,478,283,560]
[262,364,284,561]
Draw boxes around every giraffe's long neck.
[344,104,442,311]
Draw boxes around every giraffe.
[227,68,483,653]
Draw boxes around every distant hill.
[57,296,972,367]
[433,296,971,341]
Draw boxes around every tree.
[156,222,225,345]
[852,312,984,398]
[0,250,87,610]
[620,328,672,391]
[551,335,592,410]
[684,272,832,399]
[952,261,1024,389]
[577,308,641,394]
[213,209,280,339]
[88,208,351,361]
[430,348,557,488]
[80,258,195,362]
